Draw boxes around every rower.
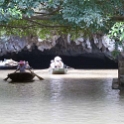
[50,60,55,69]
[15,60,26,73]
[54,56,64,68]
[25,61,31,69]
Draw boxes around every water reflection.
[49,78,64,121]
[50,78,64,101]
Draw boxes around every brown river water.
[0,69,123,124]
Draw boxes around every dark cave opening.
[1,48,118,69]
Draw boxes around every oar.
[64,64,74,69]
[29,69,44,80]
[4,76,9,81]
[3,74,10,81]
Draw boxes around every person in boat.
[14,60,26,73]
[54,56,64,69]
[15,60,32,73]
[4,60,44,81]
[50,60,55,69]
[25,61,32,69]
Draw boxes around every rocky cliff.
[0,34,118,69]
[0,34,115,59]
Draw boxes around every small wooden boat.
[7,72,35,82]
[51,68,67,74]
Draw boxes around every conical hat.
[54,56,62,61]
[19,60,25,65]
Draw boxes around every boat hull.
[51,68,67,74]
[8,72,35,82]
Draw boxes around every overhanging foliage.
[0,0,124,38]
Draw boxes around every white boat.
[50,68,67,74]
[49,56,68,74]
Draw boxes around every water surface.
[0,69,122,124]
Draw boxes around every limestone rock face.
[0,36,27,56]
[0,34,117,59]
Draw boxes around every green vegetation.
[0,0,124,39]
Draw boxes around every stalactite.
[93,35,99,44]
[86,38,92,49]
[67,34,71,44]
